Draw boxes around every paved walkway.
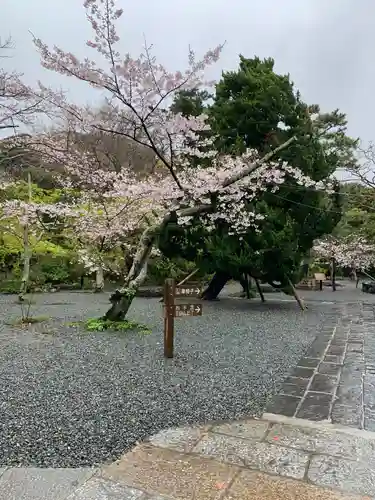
[266,301,375,430]
[2,296,375,499]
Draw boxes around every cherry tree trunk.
[104,291,135,321]
[103,227,153,321]
[94,266,104,292]
[331,258,336,292]
[19,173,32,302]
[19,250,31,302]
[201,271,231,300]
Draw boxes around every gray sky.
[2,0,374,144]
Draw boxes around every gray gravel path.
[0,289,343,467]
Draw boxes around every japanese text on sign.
[175,286,202,297]
[175,303,202,317]
[164,303,203,317]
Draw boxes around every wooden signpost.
[314,272,326,291]
[163,278,202,358]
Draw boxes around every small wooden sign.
[164,303,202,317]
[314,273,326,281]
[163,278,203,358]
[175,284,202,297]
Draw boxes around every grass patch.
[7,316,49,326]
[69,318,152,334]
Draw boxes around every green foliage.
[335,183,375,242]
[0,243,84,292]
[0,181,65,204]
[211,56,299,155]
[147,255,202,284]
[0,177,85,292]
[79,317,151,334]
[167,55,356,287]
[170,88,212,118]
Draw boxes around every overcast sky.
[2,0,374,145]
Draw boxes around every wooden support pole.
[164,278,175,358]
[331,258,336,292]
[254,277,265,302]
[287,277,306,311]
[176,268,198,287]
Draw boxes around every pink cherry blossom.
[313,236,375,271]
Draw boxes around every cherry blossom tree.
[313,235,375,289]
[28,0,328,321]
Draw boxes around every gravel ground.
[0,287,348,467]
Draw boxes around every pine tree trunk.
[201,271,231,300]
[94,266,104,292]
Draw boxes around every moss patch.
[69,317,151,335]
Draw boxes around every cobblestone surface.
[265,301,375,431]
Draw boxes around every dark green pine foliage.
[159,56,357,292]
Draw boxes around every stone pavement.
[45,413,375,499]
[2,298,375,499]
[265,301,375,430]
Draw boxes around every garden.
[1,0,375,467]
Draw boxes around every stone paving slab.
[211,419,270,440]
[192,433,309,479]
[101,444,238,500]
[223,470,366,499]
[308,454,375,498]
[149,425,208,453]
[66,477,146,499]
[3,417,374,499]
[66,476,170,499]
[0,468,95,500]
[266,422,375,461]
